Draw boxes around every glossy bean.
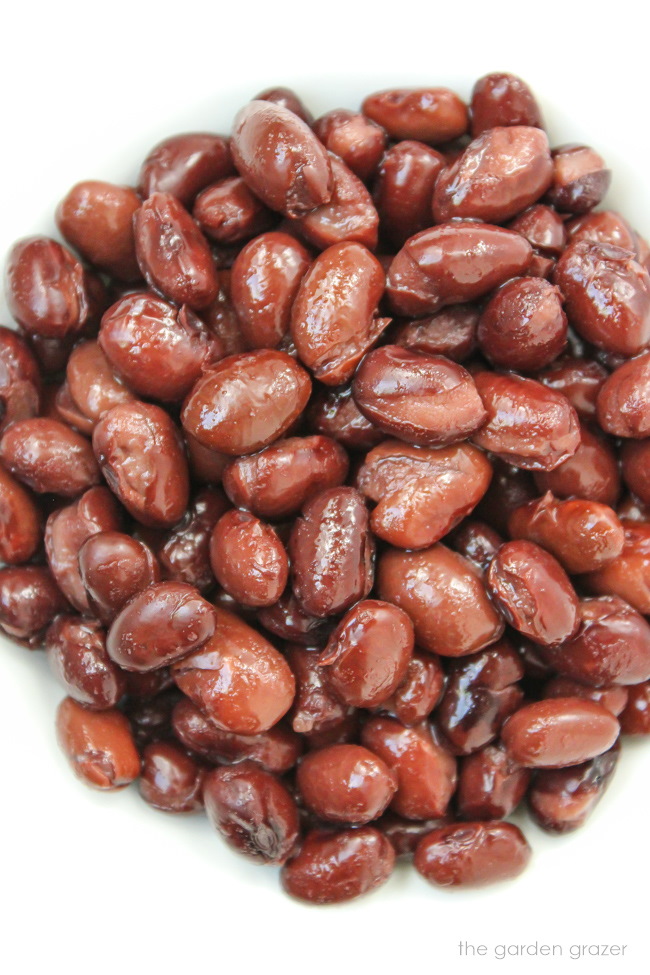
[546,144,611,214]
[449,520,503,575]
[289,153,378,251]
[377,651,445,727]
[156,487,228,593]
[621,439,650,505]
[457,743,531,820]
[502,697,619,767]
[0,326,41,433]
[286,645,348,736]
[362,88,468,144]
[55,697,140,790]
[138,133,233,207]
[0,464,42,565]
[0,566,67,646]
[373,141,445,248]
[620,683,650,734]
[582,522,650,615]
[566,209,638,253]
[255,87,313,125]
[393,304,478,362]
[139,741,204,813]
[543,676,628,717]
[193,176,274,244]
[0,417,99,497]
[308,383,384,450]
[596,351,650,439]
[56,180,141,281]
[414,821,531,887]
[78,530,160,623]
[534,423,620,505]
[470,73,543,135]
[210,509,288,607]
[257,591,334,647]
[46,615,126,708]
[477,277,567,371]
[314,109,386,182]
[536,356,607,420]
[297,744,397,824]
[66,341,134,424]
[528,745,619,832]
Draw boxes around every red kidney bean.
[230,232,311,350]
[5,237,106,338]
[289,487,374,618]
[378,544,504,657]
[258,591,334,647]
[433,127,553,224]
[528,745,619,833]
[308,383,384,450]
[477,277,567,371]
[0,566,67,646]
[508,492,624,574]
[181,350,311,455]
[122,667,174,701]
[596,352,650,439]
[124,686,180,748]
[282,827,395,903]
[353,346,487,447]
[56,180,141,281]
[313,109,386,182]
[472,371,580,471]
[356,440,492,549]
[378,813,452,859]
[509,204,566,263]
[361,718,457,820]
[138,133,233,207]
[193,176,275,244]
[536,356,607,421]
[199,270,248,356]
[139,741,203,813]
[621,439,650,505]
[487,540,580,646]
[56,697,140,790]
[45,486,122,612]
[106,581,216,673]
[27,332,77,375]
[156,487,228,593]
[616,494,650,521]
[502,697,619,767]
[393,304,478,363]
[387,223,532,317]
[457,743,530,820]
[414,821,531,887]
[231,100,332,217]
[255,87,313,125]
[534,423,620,505]
[0,326,41,433]
[99,293,223,403]
[297,744,397,824]
[318,600,413,709]
[0,417,99,497]
[78,530,160,623]
[171,606,295,734]
[362,88,468,144]
[133,193,219,309]
[544,676,629,717]
[373,141,445,248]
[546,144,611,214]
[291,242,387,385]
[582,523,650,614]
[620,683,650,734]
[436,640,524,754]
[554,241,650,356]
[204,760,299,863]
[51,382,95,436]
[223,435,348,520]
[471,73,543,135]
[0,464,42,565]
[475,460,538,535]
[567,209,638,254]
[303,712,359,751]
[210,509,288,607]
[66,341,134,424]
[46,615,126,709]
[286,645,348,736]
[172,696,301,773]
[449,520,503,575]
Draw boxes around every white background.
[1,3,649,973]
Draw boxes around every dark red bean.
[258,591,334,647]
[622,440,650,505]
[0,566,67,646]
[210,509,288,607]
[387,223,532,317]
[378,813,452,859]
[502,697,620,767]
[313,109,386,182]
[537,356,607,420]
[181,350,311,455]
[286,645,348,736]
[66,341,134,424]
[546,144,611,214]
[199,271,248,356]
[476,460,538,535]
[596,351,650,439]
[362,88,468,144]
[303,712,360,751]
[193,176,274,244]
[124,686,180,748]
[289,487,374,619]
[0,418,99,497]
[414,821,531,887]
[534,423,620,505]
[0,464,42,565]
[353,346,487,447]
[56,181,141,281]
[297,744,397,824]
[471,73,543,135]
[139,741,203,814]
[204,761,299,863]
[185,432,230,486]
[449,520,503,575]
[543,677,628,717]
[255,87,313,125]
[508,204,566,263]
[231,101,332,217]
[56,697,140,790]
[620,683,650,734]
[51,382,95,436]
[78,531,160,623]
[377,544,504,657]
[156,487,228,593]
[171,606,295,734]
[308,383,384,451]
[393,304,478,363]
[138,133,233,207]
[528,745,619,832]
[0,326,41,434]
[457,743,530,820]
[379,652,444,728]
[281,827,395,904]
[373,141,445,249]
[46,615,126,709]
[566,209,638,253]
[477,277,567,371]
[583,521,650,614]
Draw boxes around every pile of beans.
[2,72,650,905]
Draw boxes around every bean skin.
[125,687,179,748]
[449,521,503,576]
[596,351,650,439]
[353,346,487,447]
[393,304,478,363]
[0,566,68,646]
[156,487,228,593]
[620,683,650,734]
[171,606,295,734]
[536,356,607,420]
[0,326,41,434]
[508,492,625,574]
[210,509,288,607]
[56,180,141,281]
[313,109,386,182]
[0,464,42,565]
[478,277,567,371]
[546,144,611,214]
[297,744,397,824]
[193,176,275,244]
[223,435,348,520]
[566,209,638,253]
[318,600,413,709]
[203,761,300,863]
[433,127,553,224]
[55,697,140,790]
[78,530,160,623]
[289,487,374,619]
[308,383,384,451]
[553,241,650,356]
[291,242,387,386]
[231,100,333,217]
[185,432,230,485]
[487,540,579,646]
[46,615,126,709]
[387,223,532,317]
[255,87,313,125]
[286,645,349,736]
[0,418,100,497]
[362,88,468,144]
[281,827,395,904]
[378,545,503,657]
[373,141,445,249]
[502,697,620,768]
[138,133,234,207]
[139,741,204,814]
[93,402,189,528]
[414,821,531,887]
[230,232,311,350]
[582,522,650,615]
[534,423,620,505]
[181,350,311,455]
[378,814,452,859]
[472,371,580,471]
[622,439,650,505]
[106,581,216,673]
[528,745,619,833]
[66,341,134,424]
[543,677,629,717]
[379,651,445,727]
[457,743,531,820]
[257,591,334,648]
[470,73,543,135]
[508,204,566,261]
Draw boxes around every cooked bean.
[257,590,334,647]
[0,464,42,565]
[255,87,313,124]
[620,683,650,734]
[566,209,638,253]
[138,133,233,206]
[139,741,203,813]
[0,326,41,433]
[56,180,141,281]
[477,277,567,371]
[362,88,468,144]
[308,383,384,450]
[537,356,607,420]
[297,744,397,824]
[414,821,531,887]
[185,432,230,485]
[55,697,140,790]
[78,531,160,623]
[313,109,386,182]
[374,141,445,248]
[210,509,288,607]
[0,566,67,646]
[622,439,650,504]
[66,341,134,424]
[378,814,452,859]
[476,459,538,535]
[0,417,99,497]
[546,144,611,214]
[596,351,650,439]
[46,615,126,708]
[449,520,503,575]
[193,176,274,244]
[156,487,227,593]
[393,303,478,362]
[582,522,650,614]
[286,645,348,736]
[534,423,620,505]
[528,745,619,832]
[457,743,531,820]
[543,676,628,717]
[471,73,543,135]
[502,697,620,767]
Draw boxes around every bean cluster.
[2,73,650,905]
